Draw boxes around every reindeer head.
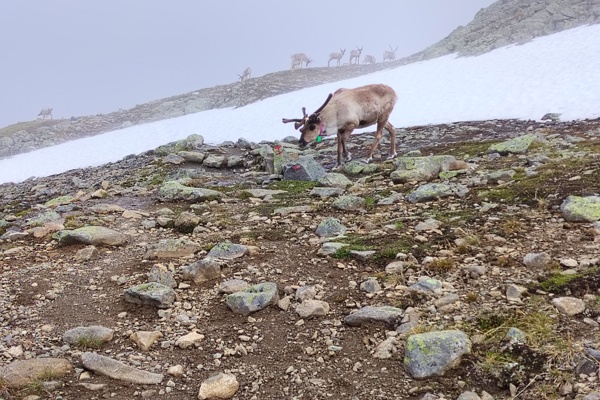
[282,93,333,147]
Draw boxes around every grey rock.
[0,358,73,388]
[391,155,457,183]
[344,306,404,329]
[181,257,224,284]
[243,189,287,198]
[177,151,207,163]
[407,183,468,203]
[54,226,128,246]
[360,279,382,293]
[317,173,353,188]
[164,154,185,165]
[487,169,516,184]
[317,242,349,256]
[144,237,201,259]
[208,242,248,259]
[377,192,404,205]
[124,282,176,308]
[227,155,245,168]
[487,134,536,155]
[283,156,327,181]
[148,265,177,288]
[456,392,482,400]
[560,195,600,222]
[157,181,223,202]
[309,187,344,198]
[198,372,239,400]
[332,195,366,211]
[63,326,114,345]
[174,211,200,233]
[274,205,313,215]
[296,300,330,318]
[583,392,600,400]
[505,327,526,343]
[404,330,472,378]
[523,252,552,268]
[218,279,250,294]
[203,154,226,168]
[409,277,442,292]
[315,217,347,237]
[81,352,163,384]
[295,285,317,301]
[552,296,585,316]
[226,282,279,316]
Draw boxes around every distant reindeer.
[37,107,53,120]
[290,53,311,70]
[238,67,252,82]
[328,49,346,67]
[349,46,363,65]
[383,45,399,62]
[363,55,376,65]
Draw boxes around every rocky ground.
[1,115,600,400]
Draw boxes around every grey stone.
[391,155,457,183]
[148,265,177,288]
[404,330,472,378]
[198,372,239,399]
[560,195,600,222]
[317,242,349,256]
[203,154,226,168]
[360,278,382,293]
[296,300,330,318]
[377,192,404,205]
[487,134,536,155]
[409,277,442,292]
[344,306,404,329]
[227,155,244,168]
[54,226,128,246]
[174,211,200,233]
[523,252,552,268]
[208,242,248,259]
[342,160,367,175]
[317,173,353,188]
[295,286,317,301]
[309,187,344,198]
[505,327,526,343]
[144,237,201,259]
[63,326,114,345]
[552,296,585,316]
[274,205,313,215]
[81,352,163,384]
[226,282,279,316]
[0,358,73,388]
[332,195,366,211]
[407,183,468,203]
[456,392,482,400]
[177,151,207,163]
[218,279,250,294]
[180,257,224,284]
[283,156,327,181]
[487,169,516,184]
[157,181,223,202]
[243,189,287,198]
[164,154,185,165]
[124,282,176,308]
[315,217,346,237]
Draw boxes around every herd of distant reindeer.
[237,45,399,82]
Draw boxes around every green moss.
[539,273,580,292]
[268,180,318,195]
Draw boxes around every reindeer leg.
[385,121,397,160]
[364,124,384,163]
[335,133,344,170]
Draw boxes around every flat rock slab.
[407,183,468,203]
[124,282,176,308]
[144,237,201,259]
[404,330,472,379]
[391,155,457,183]
[226,282,279,316]
[344,306,404,329]
[81,352,163,384]
[54,226,128,246]
[561,195,600,222]
[310,187,344,199]
[243,189,287,198]
[63,326,114,345]
[208,242,248,259]
[332,195,366,211]
[552,296,586,316]
[283,156,327,181]
[317,173,353,188]
[157,181,223,202]
[0,358,73,388]
[181,257,224,284]
[296,300,330,318]
[487,134,536,155]
[409,277,442,293]
[274,205,314,216]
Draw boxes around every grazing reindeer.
[383,45,399,62]
[37,107,53,120]
[238,67,252,82]
[349,46,363,65]
[290,53,311,70]
[282,84,398,167]
[363,55,376,65]
[328,49,346,67]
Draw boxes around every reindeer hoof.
[362,157,373,164]
[386,153,398,161]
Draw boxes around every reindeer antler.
[312,93,333,116]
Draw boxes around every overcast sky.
[0,0,496,128]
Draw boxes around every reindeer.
[349,46,363,65]
[363,55,376,65]
[282,84,397,167]
[37,107,53,120]
[290,53,311,70]
[328,49,345,67]
[238,67,251,82]
[383,45,399,62]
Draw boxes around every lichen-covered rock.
[124,282,176,308]
[0,358,73,388]
[407,183,468,203]
[317,173,353,188]
[157,181,223,202]
[391,155,457,183]
[208,242,248,259]
[487,134,536,155]
[404,330,472,378]
[54,226,129,246]
[315,217,347,237]
[144,237,201,259]
[560,195,600,222]
[332,195,366,211]
[181,257,224,284]
[226,282,279,316]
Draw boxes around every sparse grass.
[425,257,455,273]
[465,291,478,303]
[74,336,104,349]
[499,219,526,236]
[495,255,518,268]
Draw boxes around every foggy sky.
[0,0,496,128]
